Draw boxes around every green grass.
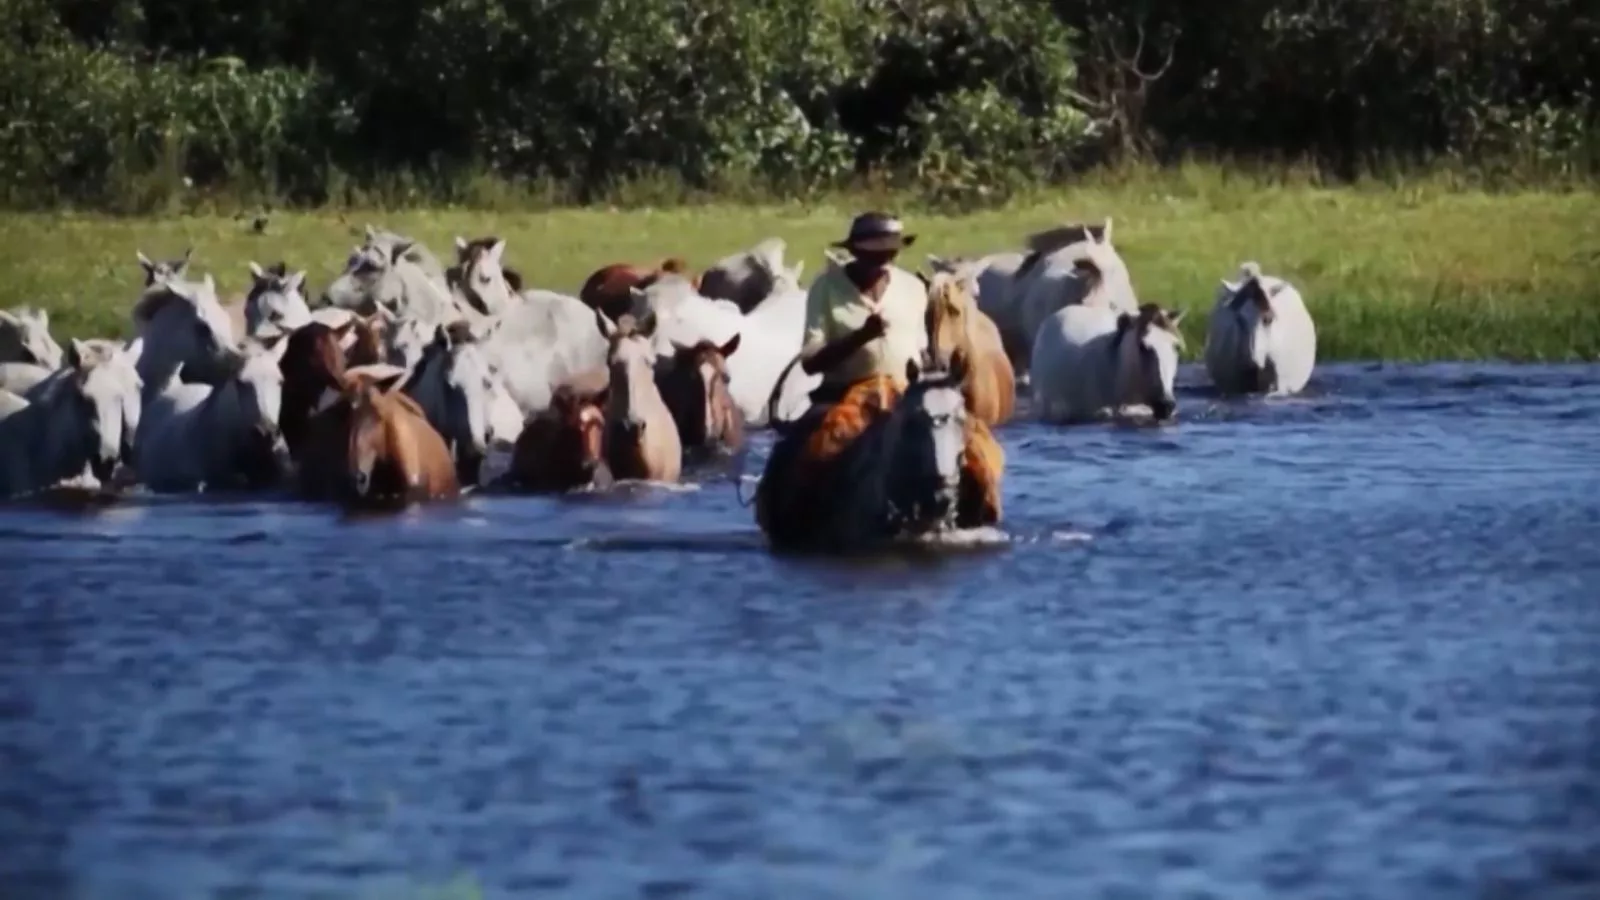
[4,165,1597,361]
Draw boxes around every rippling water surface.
[3,363,1599,899]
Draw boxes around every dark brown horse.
[655,334,745,461]
[579,258,700,322]
[507,372,613,493]
[279,320,357,461]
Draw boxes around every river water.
[2,362,1598,899]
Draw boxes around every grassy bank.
[4,170,1597,361]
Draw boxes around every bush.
[0,0,1594,212]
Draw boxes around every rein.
[733,349,806,509]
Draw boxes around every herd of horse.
[0,218,1318,553]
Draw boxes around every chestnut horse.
[507,372,613,493]
[596,311,682,483]
[655,334,745,462]
[579,258,700,323]
[922,270,1016,426]
[337,376,460,508]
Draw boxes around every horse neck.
[403,350,447,415]
[26,385,91,479]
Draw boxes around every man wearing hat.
[756,212,932,539]
[797,211,929,400]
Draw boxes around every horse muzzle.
[1150,397,1177,421]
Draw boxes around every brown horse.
[579,258,700,323]
[922,270,1016,426]
[755,355,1004,553]
[507,372,613,493]
[345,312,388,367]
[279,319,358,461]
[595,311,682,483]
[655,335,745,461]
[337,376,460,508]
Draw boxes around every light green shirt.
[802,264,928,386]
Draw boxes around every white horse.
[1204,262,1317,396]
[322,240,464,324]
[697,237,789,313]
[401,322,524,487]
[131,269,239,397]
[447,236,519,318]
[243,262,314,338]
[628,263,815,428]
[1012,220,1137,375]
[6,338,145,475]
[472,288,614,416]
[0,306,64,369]
[134,335,290,493]
[1031,303,1185,424]
[0,340,135,498]
[358,225,449,286]
[136,247,193,286]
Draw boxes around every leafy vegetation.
[1,0,1594,211]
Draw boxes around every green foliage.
[0,0,1594,212]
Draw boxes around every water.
[3,362,1598,899]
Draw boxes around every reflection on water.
[3,363,1598,899]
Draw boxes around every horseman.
[756,213,1003,546]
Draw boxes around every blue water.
[3,362,1598,899]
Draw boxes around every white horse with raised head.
[0,340,137,498]
[322,240,463,325]
[242,262,314,338]
[131,269,240,397]
[134,335,291,493]
[697,237,789,314]
[1204,262,1317,396]
[1031,303,1185,424]
[0,306,64,369]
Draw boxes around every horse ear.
[122,336,144,368]
[136,251,155,274]
[947,347,970,383]
[593,306,615,339]
[905,357,920,384]
[181,246,194,264]
[1101,217,1113,243]
[789,261,805,282]
[719,333,741,358]
[1220,279,1239,294]
[248,261,265,282]
[389,240,414,265]
[364,224,378,242]
[1166,308,1187,328]
[453,236,469,254]
[488,239,506,263]
[915,270,932,289]
[286,270,308,295]
[66,338,88,369]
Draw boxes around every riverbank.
[5,174,1596,361]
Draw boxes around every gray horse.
[0,306,64,369]
[0,340,136,498]
[131,269,240,396]
[135,335,290,492]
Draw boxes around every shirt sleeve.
[801,274,833,356]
